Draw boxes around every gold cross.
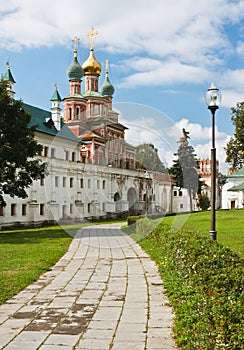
[73,36,80,51]
[105,59,109,76]
[86,27,99,49]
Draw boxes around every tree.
[198,193,210,211]
[170,129,199,212]
[135,143,166,173]
[225,102,244,171]
[0,80,46,207]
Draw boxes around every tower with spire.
[63,27,135,169]
[3,62,16,99]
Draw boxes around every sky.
[0,0,244,174]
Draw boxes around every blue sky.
[0,0,244,173]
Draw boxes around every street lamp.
[205,82,222,240]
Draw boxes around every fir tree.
[225,102,244,171]
[0,80,46,207]
[135,143,166,173]
[170,129,199,212]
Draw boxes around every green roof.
[4,67,15,83]
[82,91,103,98]
[229,167,244,178]
[50,88,62,101]
[22,102,84,143]
[228,183,244,191]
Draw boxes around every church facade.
[0,30,178,228]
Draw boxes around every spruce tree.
[225,101,244,171]
[0,80,46,207]
[135,143,166,173]
[170,129,199,212]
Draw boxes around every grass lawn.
[161,209,244,258]
[0,225,80,305]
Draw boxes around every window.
[63,177,66,187]
[97,180,100,189]
[11,204,17,216]
[180,204,184,209]
[174,190,177,196]
[65,151,69,161]
[0,207,4,216]
[44,146,48,157]
[68,107,72,120]
[70,177,74,188]
[88,203,91,213]
[102,203,106,212]
[72,152,76,162]
[40,177,44,186]
[22,204,27,216]
[55,176,59,187]
[40,204,44,215]
[70,204,73,214]
[76,107,80,120]
[51,148,55,158]
[102,180,106,189]
[88,179,91,188]
[179,191,183,197]
[80,178,84,188]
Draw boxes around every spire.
[4,62,16,83]
[82,27,102,76]
[51,84,62,130]
[50,83,62,101]
[3,62,15,99]
[100,59,115,97]
[67,36,84,81]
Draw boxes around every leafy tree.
[198,193,210,211]
[170,129,199,212]
[225,102,244,171]
[135,143,166,172]
[0,80,46,207]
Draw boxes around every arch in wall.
[127,187,139,215]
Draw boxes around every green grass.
[128,209,244,349]
[0,225,80,305]
[161,209,244,258]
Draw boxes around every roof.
[227,182,244,191]
[88,116,128,130]
[4,67,15,83]
[50,88,62,101]
[228,167,244,178]
[22,102,84,143]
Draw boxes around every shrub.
[139,223,244,349]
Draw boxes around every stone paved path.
[0,224,176,349]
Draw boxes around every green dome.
[100,76,115,97]
[67,56,84,80]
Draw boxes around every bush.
[139,223,244,349]
[127,215,143,225]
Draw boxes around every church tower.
[63,36,86,136]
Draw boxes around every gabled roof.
[227,183,244,191]
[22,102,84,143]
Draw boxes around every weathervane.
[85,27,99,49]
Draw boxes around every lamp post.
[205,82,222,240]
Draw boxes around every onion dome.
[67,40,83,80]
[101,59,115,97]
[82,48,102,76]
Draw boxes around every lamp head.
[205,82,222,109]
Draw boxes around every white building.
[222,167,244,209]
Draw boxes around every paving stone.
[0,225,176,350]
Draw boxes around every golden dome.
[82,48,102,76]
